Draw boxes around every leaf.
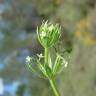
[52,54,65,75]
[37,61,48,78]
[26,62,37,73]
[45,65,53,78]
[48,54,52,69]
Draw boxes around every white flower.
[64,60,68,68]
[62,59,68,68]
[40,32,46,38]
[64,62,68,68]
[26,56,32,63]
[37,53,44,58]
[49,24,54,31]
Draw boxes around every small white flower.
[49,24,54,31]
[26,56,31,63]
[37,53,44,58]
[64,60,68,68]
[62,59,68,68]
[40,32,46,38]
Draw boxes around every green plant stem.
[45,47,61,96]
[45,47,48,65]
[49,78,61,96]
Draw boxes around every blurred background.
[0,0,96,96]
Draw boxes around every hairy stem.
[49,78,61,96]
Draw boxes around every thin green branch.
[45,47,48,65]
[49,78,61,96]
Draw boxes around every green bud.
[37,21,61,48]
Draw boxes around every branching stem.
[45,47,61,96]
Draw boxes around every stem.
[45,47,61,96]
[49,78,61,96]
[45,47,48,65]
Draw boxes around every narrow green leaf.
[52,54,64,75]
[45,65,53,78]
[37,61,48,78]
[48,54,52,69]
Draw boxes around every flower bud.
[37,21,61,48]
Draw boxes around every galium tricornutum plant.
[26,21,69,96]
